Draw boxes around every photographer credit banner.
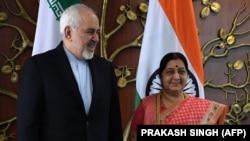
[137,125,249,140]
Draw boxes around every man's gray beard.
[82,50,94,60]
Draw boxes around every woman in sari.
[128,52,228,141]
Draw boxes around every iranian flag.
[135,0,204,108]
[32,0,81,56]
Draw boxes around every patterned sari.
[128,93,228,141]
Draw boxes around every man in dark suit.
[17,3,123,141]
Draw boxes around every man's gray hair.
[59,4,96,37]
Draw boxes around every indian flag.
[32,0,81,56]
[135,0,204,108]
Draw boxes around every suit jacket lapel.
[87,58,97,113]
[53,42,85,112]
